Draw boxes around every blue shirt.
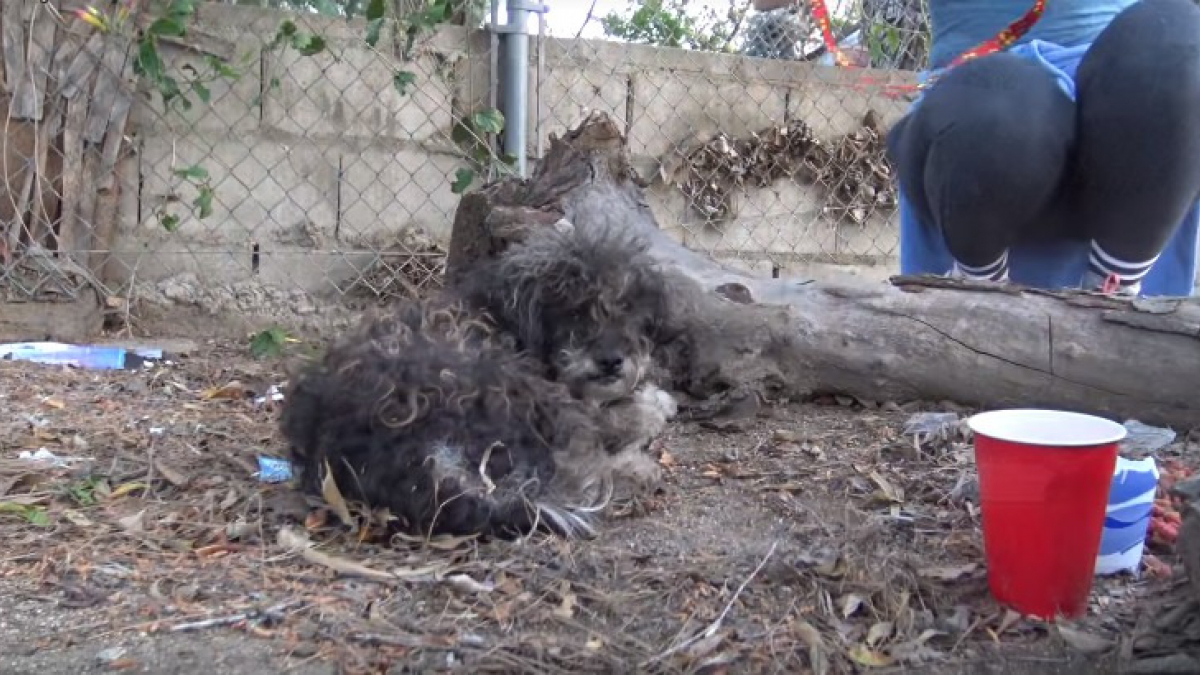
[928,0,1138,69]
[901,6,1200,297]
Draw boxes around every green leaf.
[365,18,385,47]
[135,39,165,82]
[365,0,386,21]
[206,54,242,79]
[450,120,474,146]
[0,502,51,527]
[167,0,197,21]
[194,187,214,219]
[470,145,492,164]
[471,108,505,135]
[25,507,51,527]
[193,82,211,104]
[173,165,209,181]
[291,33,327,57]
[500,153,518,167]
[148,17,186,37]
[250,327,290,359]
[393,70,417,95]
[450,167,475,194]
[161,213,180,232]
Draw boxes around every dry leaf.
[201,381,249,400]
[995,609,1023,636]
[276,527,395,583]
[153,458,189,487]
[889,629,946,663]
[119,509,146,533]
[109,482,148,499]
[866,621,894,647]
[918,563,978,582]
[41,396,65,410]
[848,645,895,668]
[772,429,801,443]
[658,450,676,467]
[63,509,94,528]
[585,637,604,652]
[840,593,865,618]
[32,429,60,442]
[868,471,905,503]
[793,619,829,675]
[320,460,356,529]
[1057,625,1114,655]
[554,583,577,618]
[427,535,478,550]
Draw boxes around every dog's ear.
[457,235,572,355]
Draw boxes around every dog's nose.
[597,354,624,374]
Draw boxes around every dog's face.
[540,275,657,403]
[468,226,671,403]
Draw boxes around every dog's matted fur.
[279,224,681,539]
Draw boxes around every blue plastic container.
[1095,456,1160,576]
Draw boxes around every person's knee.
[908,55,1074,172]
[909,56,1073,219]
[1083,0,1200,88]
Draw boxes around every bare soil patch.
[0,342,1195,674]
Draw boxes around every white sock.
[1085,241,1157,295]
[948,251,1009,282]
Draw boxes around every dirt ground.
[0,339,1197,674]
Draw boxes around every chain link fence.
[532,0,928,278]
[0,0,928,336]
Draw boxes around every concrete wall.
[112,4,916,309]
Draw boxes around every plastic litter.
[1096,455,1160,576]
[254,385,285,407]
[0,342,162,370]
[1119,419,1176,457]
[257,456,293,483]
[18,448,71,467]
[903,412,961,437]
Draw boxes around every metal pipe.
[535,2,546,162]
[501,0,531,177]
[489,0,500,160]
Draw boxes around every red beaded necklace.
[806,0,1048,96]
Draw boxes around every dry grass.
[0,342,1196,674]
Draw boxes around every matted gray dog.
[279,222,682,540]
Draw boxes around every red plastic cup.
[968,409,1126,620]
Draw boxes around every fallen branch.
[446,111,1200,430]
[168,599,306,633]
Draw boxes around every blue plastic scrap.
[257,456,294,483]
[0,342,163,370]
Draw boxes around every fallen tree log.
[445,111,1200,431]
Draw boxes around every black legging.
[888,0,1200,283]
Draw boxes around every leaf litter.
[0,343,1195,674]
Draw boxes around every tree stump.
[446,111,1200,430]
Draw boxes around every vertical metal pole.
[535,3,546,162]
[501,0,531,177]
[489,0,500,154]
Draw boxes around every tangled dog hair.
[279,224,683,540]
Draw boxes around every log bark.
[446,112,1200,430]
